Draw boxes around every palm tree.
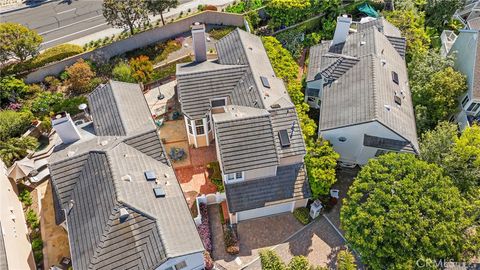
[0,136,38,166]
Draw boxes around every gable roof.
[213,106,279,174]
[225,164,310,212]
[357,17,407,58]
[49,81,203,270]
[308,21,419,153]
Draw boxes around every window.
[462,95,470,107]
[195,119,205,135]
[211,98,226,107]
[174,261,187,270]
[196,125,205,135]
[187,119,193,134]
[226,172,244,182]
[338,137,347,142]
[467,102,480,112]
[206,114,212,131]
[391,71,399,85]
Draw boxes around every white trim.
[223,171,244,184]
[203,117,209,146]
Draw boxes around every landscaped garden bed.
[293,207,311,225]
[206,161,224,192]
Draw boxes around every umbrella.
[7,157,35,180]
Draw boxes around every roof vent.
[253,100,258,106]
[121,174,132,182]
[144,170,156,181]
[360,41,366,46]
[67,150,76,157]
[248,85,254,92]
[153,187,166,198]
[381,59,387,66]
[392,71,399,85]
[270,104,281,109]
[278,130,291,147]
[260,76,270,88]
[119,208,129,222]
[164,173,169,178]
[100,140,109,146]
[384,105,391,111]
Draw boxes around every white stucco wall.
[155,252,205,270]
[0,162,35,270]
[321,121,407,165]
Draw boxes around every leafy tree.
[0,76,28,107]
[65,59,96,93]
[413,66,467,134]
[146,0,178,25]
[421,122,480,193]
[266,0,311,28]
[337,250,356,270]
[129,55,154,82]
[25,208,40,229]
[0,23,42,62]
[0,136,38,166]
[262,36,299,83]
[385,8,431,60]
[425,0,465,31]
[341,153,477,268]
[28,91,87,117]
[19,189,33,207]
[288,256,309,270]
[0,110,34,141]
[305,138,339,198]
[112,61,135,82]
[259,250,286,270]
[103,0,149,35]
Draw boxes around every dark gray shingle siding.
[225,164,310,212]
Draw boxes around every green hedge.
[293,207,311,225]
[2,44,84,75]
[207,161,224,192]
[0,110,34,141]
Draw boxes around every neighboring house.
[441,3,480,130]
[48,81,204,270]
[0,161,35,270]
[176,24,310,223]
[306,16,419,166]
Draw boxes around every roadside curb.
[0,0,59,15]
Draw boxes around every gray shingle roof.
[270,107,306,159]
[357,18,406,58]
[213,106,279,174]
[225,164,310,212]
[0,222,7,270]
[49,80,203,269]
[309,24,419,152]
[88,80,155,136]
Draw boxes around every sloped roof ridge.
[235,29,268,109]
[178,61,248,75]
[89,82,127,136]
[371,30,380,120]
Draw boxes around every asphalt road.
[1,0,191,49]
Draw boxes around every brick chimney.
[192,22,207,62]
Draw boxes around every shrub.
[0,76,28,107]
[0,110,34,141]
[0,136,38,166]
[65,59,96,93]
[224,225,239,255]
[208,27,235,40]
[153,40,182,63]
[293,207,311,225]
[204,251,214,270]
[26,209,40,229]
[31,238,43,251]
[260,250,286,270]
[197,203,212,252]
[337,250,356,270]
[2,44,84,75]
[19,190,33,207]
[112,61,135,83]
[207,161,224,192]
[129,55,153,83]
[34,250,43,263]
[43,76,61,91]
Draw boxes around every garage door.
[237,201,293,222]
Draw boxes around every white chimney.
[331,15,352,46]
[51,112,82,144]
[119,208,129,223]
[192,22,207,62]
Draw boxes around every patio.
[208,167,359,269]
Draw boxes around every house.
[176,24,310,223]
[441,3,480,130]
[48,81,204,270]
[306,16,419,166]
[0,161,35,270]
